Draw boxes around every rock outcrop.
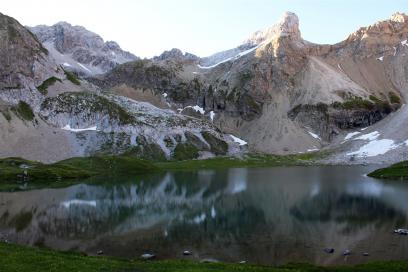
[0,12,57,90]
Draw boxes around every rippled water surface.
[1,166,408,265]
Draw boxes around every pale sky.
[2,0,407,58]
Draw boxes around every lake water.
[1,166,408,266]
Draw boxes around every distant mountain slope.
[97,11,408,159]
[30,22,138,75]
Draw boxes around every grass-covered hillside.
[368,161,408,180]
[0,156,157,190]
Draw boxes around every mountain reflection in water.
[1,166,408,265]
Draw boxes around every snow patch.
[307,148,319,152]
[344,132,361,141]
[184,105,205,115]
[211,206,216,218]
[193,213,206,224]
[63,62,71,67]
[377,56,384,61]
[198,58,233,69]
[236,45,259,58]
[402,40,408,46]
[209,111,215,122]
[77,62,92,73]
[308,131,321,140]
[354,131,380,141]
[347,139,399,157]
[61,199,97,208]
[198,45,260,69]
[162,93,168,98]
[229,134,247,146]
[62,124,98,132]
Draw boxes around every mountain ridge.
[1,10,408,164]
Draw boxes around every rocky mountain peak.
[243,11,301,46]
[276,11,300,37]
[343,12,408,53]
[153,48,199,62]
[30,22,138,75]
[390,12,408,23]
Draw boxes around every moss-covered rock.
[64,70,80,85]
[12,101,34,121]
[125,136,167,161]
[41,92,136,125]
[389,92,401,104]
[36,76,62,95]
[163,136,175,148]
[173,143,199,161]
[184,131,209,151]
[201,131,228,155]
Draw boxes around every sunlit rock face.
[244,11,301,46]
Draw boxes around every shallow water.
[1,166,408,265]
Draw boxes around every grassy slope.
[0,156,158,190]
[368,161,408,180]
[1,242,408,272]
[155,152,325,170]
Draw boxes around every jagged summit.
[390,12,408,23]
[200,12,303,67]
[244,11,301,46]
[346,12,408,42]
[153,48,199,62]
[30,21,138,75]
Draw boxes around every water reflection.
[1,166,408,265]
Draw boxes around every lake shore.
[0,152,328,191]
[2,242,408,272]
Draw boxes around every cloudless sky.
[2,0,407,58]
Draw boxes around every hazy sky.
[2,0,407,58]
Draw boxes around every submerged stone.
[324,248,334,254]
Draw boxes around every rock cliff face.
[30,22,138,76]
[0,12,57,90]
